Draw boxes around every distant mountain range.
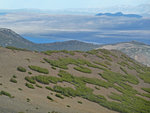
[100,41,150,66]
[96,12,142,18]
[0,28,150,66]
[0,28,100,51]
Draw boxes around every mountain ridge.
[0,28,100,51]
[96,12,142,18]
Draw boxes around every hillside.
[0,47,150,113]
[100,41,150,66]
[0,28,100,51]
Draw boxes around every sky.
[0,0,149,9]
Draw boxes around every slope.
[0,47,150,113]
[100,41,150,66]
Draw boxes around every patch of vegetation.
[36,84,42,88]
[12,75,17,78]
[10,78,17,83]
[78,101,82,104]
[25,76,36,84]
[51,66,56,70]
[45,86,53,91]
[74,66,92,73]
[17,66,26,72]
[120,67,128,74]
[20,50,150,113]
[93,61,108,68]
[95,86,100,90]
[47,96,53,101]
[28,65,49,74]
[104,61,112,66]
[28,72,32,75]
[142,88,150,93]
[18,88,22,91]
[55,94,64,99]
[25,83,35,89]
[6,46,28,51]
[0,90,12,98]
[26,98,30,102]
[43,50,75,56]
[138,72,150,83]
[67,105,71,107]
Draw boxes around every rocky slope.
[0,47,150,113]
[100,41,150,66]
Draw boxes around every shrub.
[10,78,17,83]
[47,96,53,101]
[78,101,82,104]
[25,83,35,89]
[45,86,53,91]
[51,66,56,70]
[55,94,64,99]
[26,98,30,102]
[25,76,36,84]
[120,67,128,74]
[141,88,150,93]
[35,75,50,84]
[28,65,49,74]
[0,90,12,98]
[18,88,22,91]
[93,61,108,68]
[74,66,92,73]
[138,72,150,83]
[13,75,17,78]
[6,46,28,51]
[28,72,32,75]
[67,105,71,107]
[17,66,26,72]
[36,84,42,88]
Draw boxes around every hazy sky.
[0,0,149,9]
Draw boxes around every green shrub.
[17,66,26,72]
[55,94,64,99]
[36,84,42,88]
[25,76,36,84]
[28,65,49,74]
[120,67,128,74]
[25,83,35,89]
[0,90,12,98]
[138,72,150,83]
[6,46,28,51]
[74,66,92,73]
[45,86,53,91]
[12,75,17,78]
[26,98,30,102]
[93,61,108,68]
[104,61,112,66]
[51,66,56,70]
[18,88,22,91]
[10,78,17,83]
[78,101,82,104]
[35,75,50,84]
[142,88,150,93]
[47,96,53,101]
[67,105,71,107]
[28,72,32,75]
[95,86,100,90]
